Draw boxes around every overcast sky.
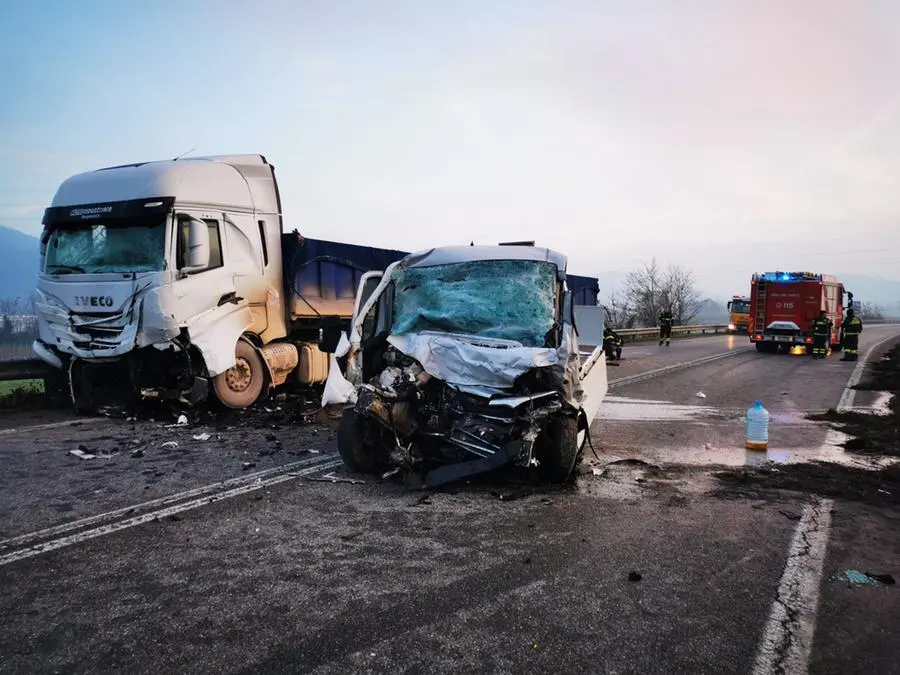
[2,0,900,296]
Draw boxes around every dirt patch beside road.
[714,345,900,506]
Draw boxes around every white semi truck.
[32,154,407,411]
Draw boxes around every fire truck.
[749,272,852,353]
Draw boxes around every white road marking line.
[837,332,900,412]
[608,347,753,389]
[0,454,333,550]
[0,457,343,567]
[0,417,108,436]
[753,498,833,675]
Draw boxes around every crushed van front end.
[334,246,603,488]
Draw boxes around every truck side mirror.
[178,215,211,273]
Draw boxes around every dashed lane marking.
[608,346,754,390]
[0,455,343,567]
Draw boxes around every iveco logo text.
[74,296,114,308]
[69,206,113,218]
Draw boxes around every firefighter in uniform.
[840,309,863,362]
[658,308,674,346]
[603,326,623,361]
[811,310,832,359]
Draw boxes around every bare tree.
[623,258,665,328]
[859,302,883,320]
[615,260,703,327]
[664,265,702,325]
[601,286,636,328]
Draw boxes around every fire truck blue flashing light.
[757,272,823,283]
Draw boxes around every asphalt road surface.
[1,328,899,674]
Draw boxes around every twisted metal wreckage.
[323,245,608,488]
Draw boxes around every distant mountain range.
[0,226,40,304]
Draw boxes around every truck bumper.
[750,333,814,346]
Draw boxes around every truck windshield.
[44,218,166,274]
[391,259,558,347]
[730,300,750,314]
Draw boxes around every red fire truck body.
[749,272,850,353]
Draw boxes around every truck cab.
[33,155,288,409]
[726,295,751,333]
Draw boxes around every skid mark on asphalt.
[753,498,833,675]
[0,454,342,567]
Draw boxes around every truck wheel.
[337,408,377,474]
[536,414,580,482]
[212,340,266,409]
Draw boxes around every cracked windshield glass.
[44,219,166,274]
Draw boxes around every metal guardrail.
[0,358,55,382]
[614,324,730,341]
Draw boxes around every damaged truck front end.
[330,246,607,488]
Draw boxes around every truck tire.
[212,340,267,409]
[337,408,377,474]
[536,414,580,482]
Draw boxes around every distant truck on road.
[32,153,600,412]
[749,271,851,353]
[726,295,751,333]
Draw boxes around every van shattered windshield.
[390,259,558,347]
[43,218,166,274]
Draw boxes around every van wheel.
[213,340,266,409]
[337,408,377,474]
[536,414,580,482]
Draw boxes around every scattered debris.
[409,494,433,507]
[192,432,212,441]
[628,570,642,582]
[778,510,802,521]
[307,472,365,485]
[242,462,257,471]
[165,414,189,428]
[493,488,532,502]
[160,441,178,449]
[131,448,145,458]
[865,572,896,585]
[695,392,707,399]
[844,570,879,585]
[69,447,96,460]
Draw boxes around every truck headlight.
[728,323,736,331]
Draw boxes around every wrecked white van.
[327,245,608,488]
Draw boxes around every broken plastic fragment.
[160,441,178,449]
[69,448,96,460]
[192,432,212,441]
[695,392,707,399]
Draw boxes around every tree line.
[602,259,702,329]
[0,294,39,361]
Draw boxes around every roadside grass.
[0,379,45,409]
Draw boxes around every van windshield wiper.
[47,264,87,274]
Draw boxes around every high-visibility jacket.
[844,316,863,334]
[812,318,832,335]
[659,314,674,327]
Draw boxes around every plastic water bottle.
[745,400,769,450]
